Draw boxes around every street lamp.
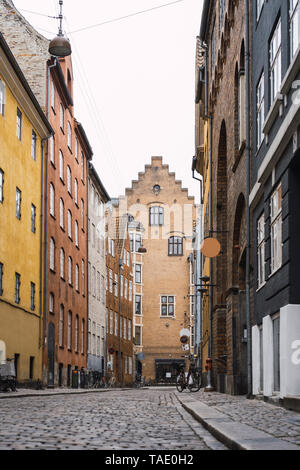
[49,1,72,58]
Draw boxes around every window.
[75,221,79,247]
[75,316,79,352]
[257,73,264,149]
[68,257,72,285]
[67,311,72,350]
[0,79,5,115]
[0,263,3,296]
[124,318,127,340]
[135,234,141,252]
[149,206,164,226]
[16,188,21,219]
[111,239,115,257]
[160,295,175,317]
[60,104,64,130]
[81,200,84,230]
[135,326,141,346]
[67,166,72,194]
[168,236,183,256]
[51,80,55,110]
[49,184,55,217]
[128,320,132,341]
[59,151,64,181]
[15,273,21,304]
[115,312,118,336]
[270,184,282,273]
[88,320,91,353]
[219,0,225,30]
[110,310,113,335]
[81,320,85,354]
[114,274,118,297]
[92,266,96,297]
[68,210,72,239]
[60,248,65,279]
[211,20,216,72]
[60,198,64,228]
[74,179,78,205]
[31,204,36,233]
[30,282,35,311]
[0,169,3,203]
[135,264,141,284]
[257,0,264,21]
[257,214,265,288]
[59,305,64,347]
[82,260,85,296]
[81,152,84,181]
[129,281,132,302]
[68,122,72,149]
[109,269,113,294]
[50,136,54,165]
[270,19,282,104]
[17,108,22,141]
[124,279,128,299]
[49,293,54,314]
[130,233,134,252]
[290,0,300,59]
[135,295,141,315]
[97,271,100,300]
[32,131,37,160]
[50,238,55,271]
[75,264,79,291]
[120,275,123,297]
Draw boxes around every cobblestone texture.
[0,389,217,450]
[186,390,300,447]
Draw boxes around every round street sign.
[137,352,145,361]
[180,336,189,344]
[201,238,221,258]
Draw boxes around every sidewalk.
[176,389,300,450]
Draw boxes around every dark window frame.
[168,236,183,256]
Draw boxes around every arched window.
[50,183,55,216]
[75,315,79,352]
[50,238,55,271]
[60,248,65,279]
[149,206,164,226]
[75,264,79,291]
[68,257,72,285]
[68,210,72,239]
[168,236,183,256]
[75,220,79,247]
[74,178,78,205]
[59,305,64,347]
[67,166,72,194]
[59,151,64,181]
[60,198,64,228]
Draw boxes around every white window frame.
[257,0,264,22]
[50,238,55,271]
[270,19,282,104]
[257,72,264,149]
[160,295,176,318]
[290,0,300,60]
[270,184,282,274]
[0,79,5,116]
[257,213,265,289]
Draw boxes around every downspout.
[202,40,214,390]
[43,59,57,382]
[245,0,252,398]
[86,160,89,373]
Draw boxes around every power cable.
[69,0,185,34]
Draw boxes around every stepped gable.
[125,156,195,202]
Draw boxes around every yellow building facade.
[0,34,52,383]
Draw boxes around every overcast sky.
[13,0,203,201]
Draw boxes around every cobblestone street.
[0,388,225,450]
[188,390,300,447]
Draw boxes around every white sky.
[13,0,203,201]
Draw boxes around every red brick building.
[106,208,134,385]
[43,56,92,387]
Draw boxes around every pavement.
[0,386,299,450]
[175,389,300,450]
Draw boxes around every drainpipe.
[43,59,57,383]
[245,0,252,398]
[201,40,214,391]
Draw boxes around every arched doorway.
[232,193,247,394]
[48,323,55,387]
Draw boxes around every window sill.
[256,281,266,293]
[263,94,283,136]
[281,45,300,95]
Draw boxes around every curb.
[0,387,137,400]
[176,395,300,451]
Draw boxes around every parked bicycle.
[133,374,145,388]
[176,354,201,393]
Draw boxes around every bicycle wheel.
[176,373,185,392]
[188,371,201,392]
